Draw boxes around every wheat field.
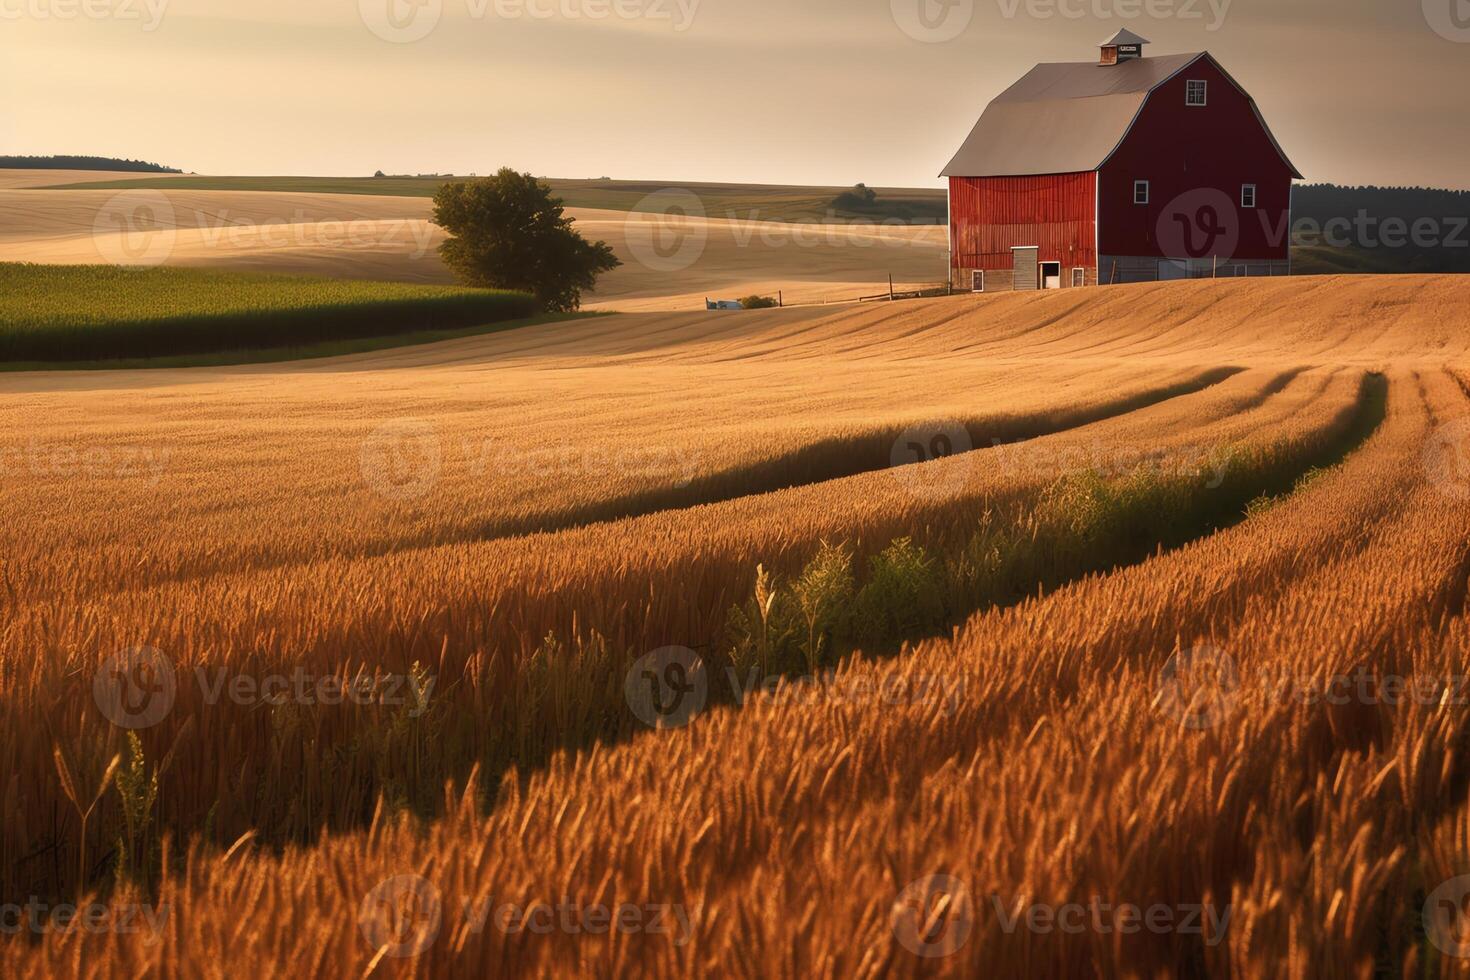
[3,274,1470,976]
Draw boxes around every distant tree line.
[1292,183,1470,220]
[0,155,182,173]
[1292,183,1470,273]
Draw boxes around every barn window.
[1134,181,1150,205]
[1071,267,1085,288]
[1241,184,1258,208]
[972,270,985,292]
[1186,80,1208,106]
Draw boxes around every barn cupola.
[1099,28,1149,66]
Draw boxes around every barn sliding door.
[1012,247,1039,291]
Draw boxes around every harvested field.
[2,275,1470,977]
[0,174,946,310]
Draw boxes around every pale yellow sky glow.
[2,0,1467,188]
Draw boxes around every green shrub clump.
[852,538,946,648]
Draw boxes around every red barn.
[943,30,1301,291]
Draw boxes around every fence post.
[889,275,894,302]
[778,290,783,308]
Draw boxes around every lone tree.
[433,169,620,312]
[834,183,879,210]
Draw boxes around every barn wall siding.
[1100,254,1291,284]
[1099,58,1295,261]
[958,265,1098,292]
[949,173,1097,273]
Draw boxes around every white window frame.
[1134,180,1150,205]
[1071,267,1085,288]
[1186,80,1208,107]
[971,270,985,293]
[1241,184,1258,208]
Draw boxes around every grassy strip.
[0,264,538,362]
[722,375,1387,678]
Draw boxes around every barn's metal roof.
[940,52,1302,179]
[1101,28,1150,47]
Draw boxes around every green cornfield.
[0,263,538,362]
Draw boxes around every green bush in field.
[724,564,801,680]
[792,541,855,674]
[739,295,779,309]
[0,264,538,362]
[852,538,946,649]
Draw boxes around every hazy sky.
[3,0,1468,189]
